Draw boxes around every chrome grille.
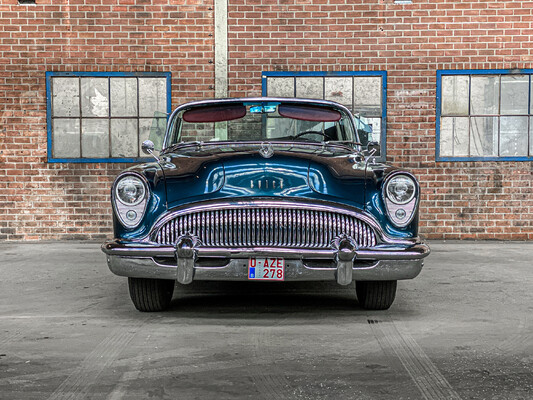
[154,206,377,248]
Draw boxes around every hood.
[161,143,370,209]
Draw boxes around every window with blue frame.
[437,70,533,161]
[262,71,387,159]
[46,72,171,162]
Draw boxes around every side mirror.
[141,139,155,155]
[142,140,161,163]
[367,141,380,156]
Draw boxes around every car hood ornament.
[259,142,274,158]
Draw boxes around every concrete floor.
[0,241,532,400]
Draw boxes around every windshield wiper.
[322,140,360,151]
[162,141,204,154]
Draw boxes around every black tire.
[356,280,397,310]
[128,277,175,312]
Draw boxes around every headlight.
[383,173,419,228]
[113,174,149,228]
[385,175,416,205]
[116,176,146,206]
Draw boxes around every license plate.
[248,258,285,281]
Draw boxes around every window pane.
[470,76,499,115]
[110,78,138,117]
[111,119,138,158]
[139,78,167,117]
[354,77,382,117]
[365,117,382,143]
[501,75,529,115]
[354,77,381,107]
[500,116,528,156]
[263,73,385,158]
[139,118,166,153]
[531,117,533,156]
[49,73,169,161]
[440,117,469,157]
[52,78,80,117]
[267,77,294,97]
[441,75,469,116]
[295,77,323,99]
[81,119,109,158]
[81,78,109,117]
[354,117,381,147]
[325,77,352,107]
[52,119,80,158]
[470,116,498,157]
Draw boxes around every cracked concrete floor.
[0,241,532,399]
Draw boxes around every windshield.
[167,101,358,146]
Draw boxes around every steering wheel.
[294,131,330,140]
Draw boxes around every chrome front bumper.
[102,237,430,285]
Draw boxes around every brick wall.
[226,0,533,240]
[0,0,215,240]
[1,0,532,240]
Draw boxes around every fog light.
[126,210,137,221]
[395,209,407,220]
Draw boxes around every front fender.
[112,162,167,239]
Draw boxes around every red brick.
[1,1,532,240]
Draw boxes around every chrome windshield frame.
[162,97,362,151]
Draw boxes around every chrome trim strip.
[102,240,430,261]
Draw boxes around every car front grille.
[153,204,377,248]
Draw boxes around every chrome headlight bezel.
[385,175,416,205]
[112,172,150,229]
[382,172,419,228]
[115,176,146,206]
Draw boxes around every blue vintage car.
[102,98,430,311]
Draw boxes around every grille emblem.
[259,142,274,158]
[251,178,284,189]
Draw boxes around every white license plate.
[248,258,285,281]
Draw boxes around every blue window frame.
[437,69,533,161]
[46,71,171,163]
[261,71,387,160]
